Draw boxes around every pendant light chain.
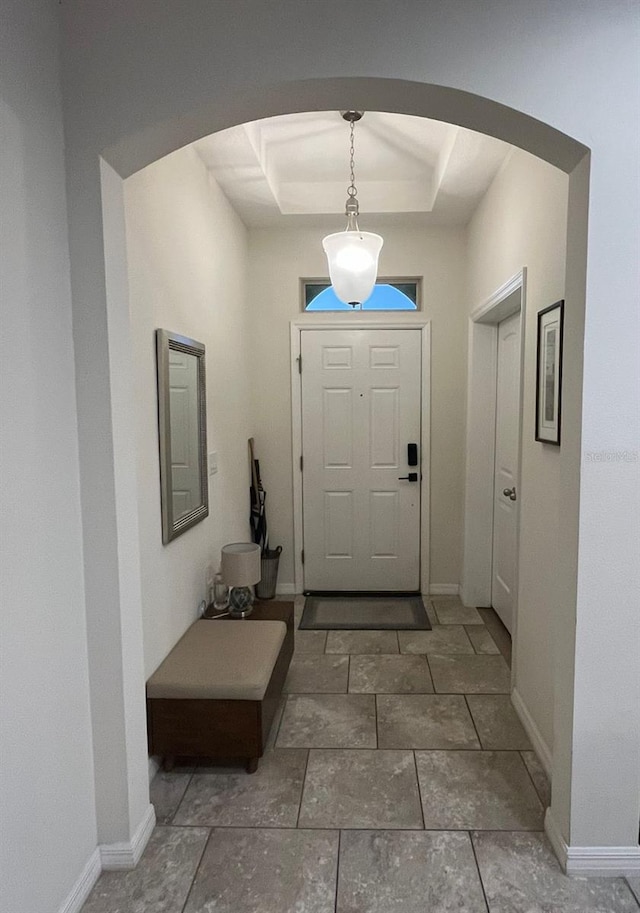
[347,118,358,201]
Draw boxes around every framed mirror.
[156,329,208,543]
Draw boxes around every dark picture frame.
[535,300,564,445]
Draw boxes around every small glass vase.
[212,572,230,611]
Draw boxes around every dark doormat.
[300,592,431,631]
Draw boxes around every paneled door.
[301,328,422,591]
[491,311,522,632]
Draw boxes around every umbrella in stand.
[248,437,268,554]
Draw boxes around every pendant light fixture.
[322,111,383,308]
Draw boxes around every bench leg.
[246,757,259,774]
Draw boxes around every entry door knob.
[503,486,517,501]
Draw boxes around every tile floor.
[81,595,640,913]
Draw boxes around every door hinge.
[297,355,302,374]
[300,455,303,472]
[301,549,305,565]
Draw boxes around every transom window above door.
[302,278,421,312]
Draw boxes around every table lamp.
[221,542,261,618]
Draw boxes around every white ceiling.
[193,111,512,229]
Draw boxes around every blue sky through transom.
[306,284,418,311]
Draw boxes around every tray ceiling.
[194,111,512,229]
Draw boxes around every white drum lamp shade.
[322,230,383,306]
[221,542,261,587]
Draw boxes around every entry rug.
[300,593,431,631]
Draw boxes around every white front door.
[491,311,521,632]
[301,328,422,591]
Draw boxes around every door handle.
[399,473,419,482]
[503,487,517,501]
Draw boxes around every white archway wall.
[59,0,639,871]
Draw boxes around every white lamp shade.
[322,230,383,305]
[221,542,261,587]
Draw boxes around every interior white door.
[301,328,422,591]
[491,311,521,632]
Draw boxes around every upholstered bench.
[146,616,292,773]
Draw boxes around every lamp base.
[228,586,255,618]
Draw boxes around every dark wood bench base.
[147,601,294,773]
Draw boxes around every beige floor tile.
[81,827,208,913]
[184,828,338,913]
[326,630,399,654]
[415,750,544,830]
[626,877,640,906]
[295,629,327,654]
[521,750,551,808]
[473,831,639,912]
[149,767,194,824]
[299,749,423,829]
[284,654,349,693]
[399,625,474,654]
[337,830,487,913]
[466,694,532,749]
[433,602,485,625]
[173,749,307,827]
[428,653,511,693]
[348,654,433,693]
[277,694,377,748]
[377,694,480,749]
[465,625,500,654]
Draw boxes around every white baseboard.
[511,687,553,776]
[57,848,101,913]
[545,809,640,876]
[276,583,296,596]
[100,803,156,871]
[429,584,460,596]
[148,755,160,786]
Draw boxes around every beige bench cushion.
[146,619,286,702]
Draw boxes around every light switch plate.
[208,451,218,475]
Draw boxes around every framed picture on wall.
[535,300,564,445]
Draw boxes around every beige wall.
[466,149,569,756]
[247,225,468,590]
[125,147,253,677]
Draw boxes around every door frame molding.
[461,270,526,679]
[290,316,431,595]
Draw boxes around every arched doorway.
[87,76,633,874]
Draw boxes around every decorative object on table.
[248,437,282,599]
[212,572,230,611]
[256,545,282,601]
[322,111,383,308]
[300,593,431,631]
[535,300,564,445]
[221,542,261,618]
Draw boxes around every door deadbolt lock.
[503,487,517,501]
[399,473,419,482]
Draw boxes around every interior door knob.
[503,487,517,501]
[399,473,419,482]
